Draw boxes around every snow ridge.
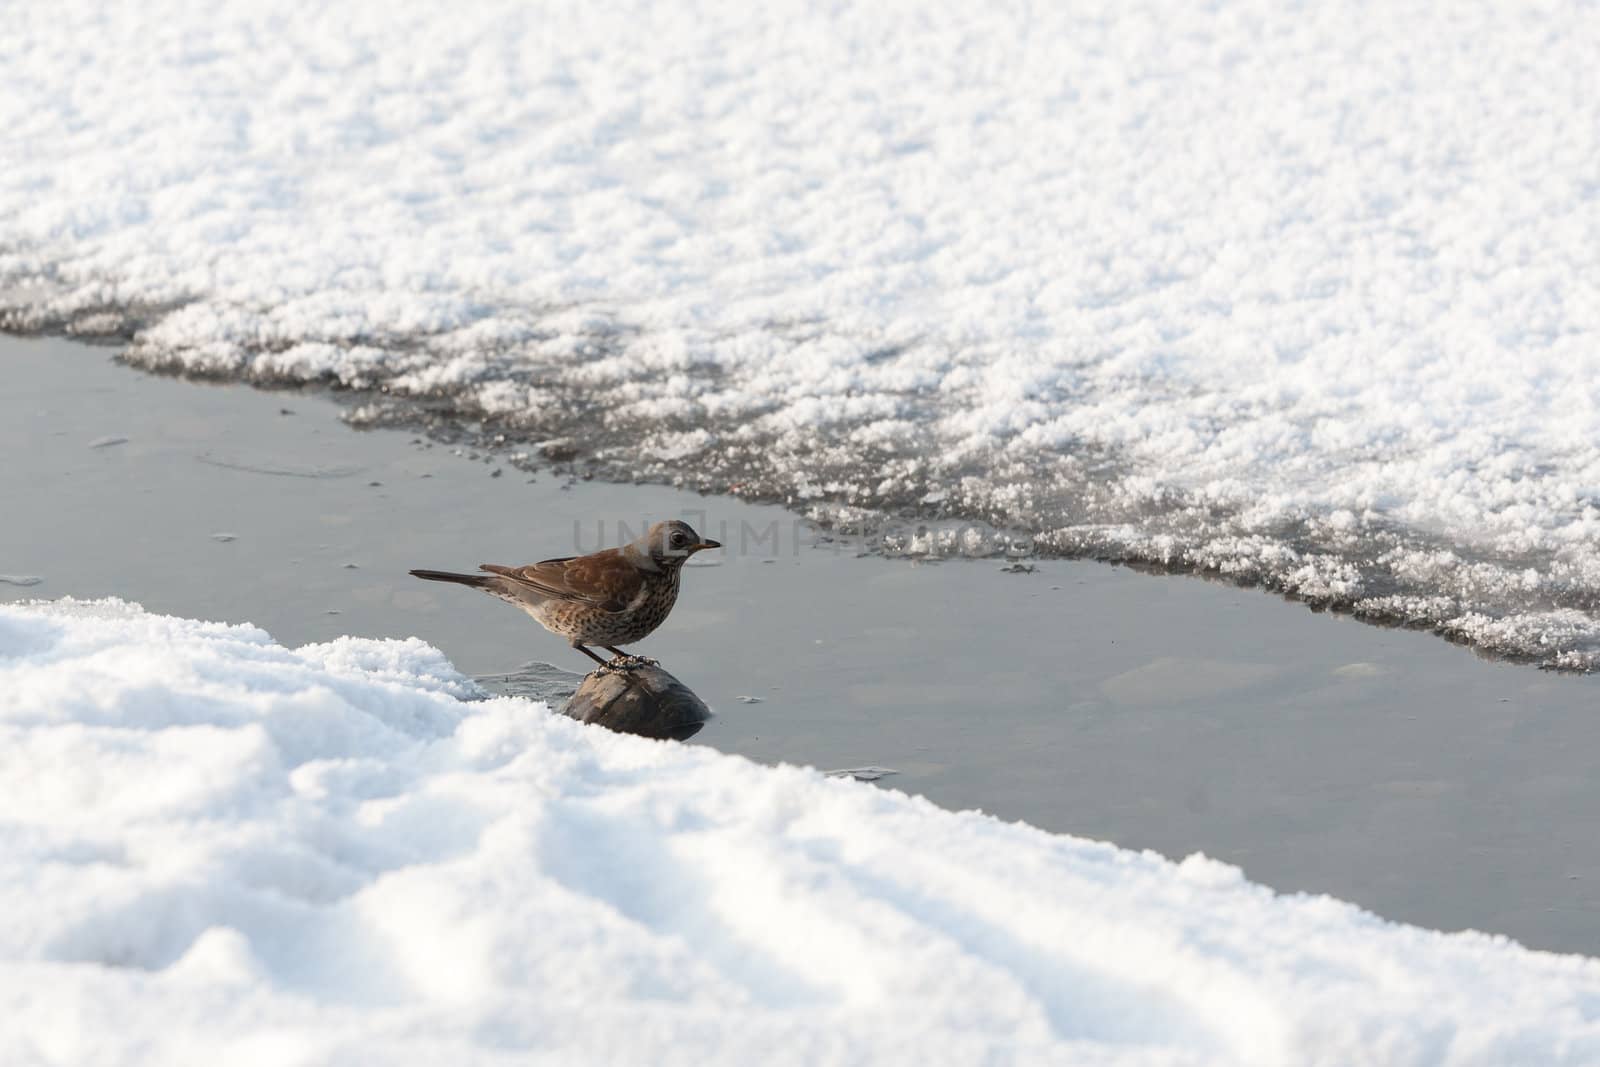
[4,598,1600,1065]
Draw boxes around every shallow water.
[4,333,1600,954]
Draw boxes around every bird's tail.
[409,568,491,588]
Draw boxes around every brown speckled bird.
[409,519,721,671]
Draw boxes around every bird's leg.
[603,645,659,669]
[575,645,612,669]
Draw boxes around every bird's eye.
[671,532,687,547]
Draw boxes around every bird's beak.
[690,540,721,553]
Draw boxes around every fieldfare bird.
[409,519,721,671]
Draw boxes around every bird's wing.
[478,550,641,613]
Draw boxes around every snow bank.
[2,4,1599,668]
[3,598,1600,1065]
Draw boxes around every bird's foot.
[604,653,659,670]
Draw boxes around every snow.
[4,2,1600,664]
[4,598,1600,1065]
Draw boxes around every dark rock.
[561,663,712,741]
[475,660,712,742]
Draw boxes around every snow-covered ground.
[3,1,1600,667]
[3,597,1600,1066]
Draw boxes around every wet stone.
[562,663,713,742]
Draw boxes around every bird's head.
[637,520,721,568]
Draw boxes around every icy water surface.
[5,334,1600,954]
[7,2,1600,666]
